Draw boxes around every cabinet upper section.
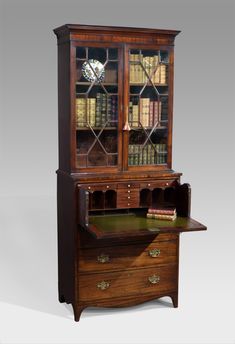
[54,24,180,175]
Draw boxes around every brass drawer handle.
[97,254,110,263]
[148,274,160,284]
[97,281,110,290]
[148,248,161,257]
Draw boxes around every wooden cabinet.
[54,24,206,322]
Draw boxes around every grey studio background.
[0,0,234,343]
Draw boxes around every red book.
[148,208,176,215]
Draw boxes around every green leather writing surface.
[88,213,206,238]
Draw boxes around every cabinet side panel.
[167,47,174,169]
[176,183,191,217]
[57,173,77,304]
[57,42,71,172]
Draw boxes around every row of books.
[130,54,167,84]
[76,94,118,127]
[146,207,176,221]
[128,143,167,165]
[129,98,162,128]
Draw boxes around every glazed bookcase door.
[74,44,122,170]
[125,46,172,170]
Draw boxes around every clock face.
[82,59,105,82]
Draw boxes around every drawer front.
[139,180,176,189]
[81,184,117,192]
[79,265,177,301]
[117,182,140,189]
[117,189,140,208]
[79,240,178,273]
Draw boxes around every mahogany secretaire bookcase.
[53,24,206,322]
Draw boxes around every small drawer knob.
[88,186,91,190]
[127,190,131,193]
[148,183,151,187]
[97,254,110,263]
[127,196,131,199]
[148,248,161,258]
[106,185,109,189]
[97,281,110,290]
[128,184,131,188]
[148,274,160,284]
[166,182,169,186]
[127,203,130,206]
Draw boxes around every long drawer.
[79,264,177,301]
[79,240,178,273]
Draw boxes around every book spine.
[160,64,166,84]
[153,101,159,126]
[146,213,176,221]
[153,55,159,83]
[128,145,134,165]
[148,208,176,215]
[141,98,149,127]
[159,143,163,164]
[146,98,150,127]
[147,144,151,164]
[147,56,151,82]
[132,104,139,127]
[139,54,143,83]
[155,143,160,164]
[106,96,111,126]
[142,56,147,83]
[150,144,155,164]
[130,54,135,83]
[129,101,133,127]
[163,143,167,163]
[149,101,154,127]
[156,214,176,221]
[133,145,139,165]
[158,101,162,124]
[139,98,143,126]
[111,95,117,124]
[96,93,101,127]
[142,145,147,165]
[86,98,90,125]
[76,98,86,127]
[150,56,154,82]
[102,94,107,126]
[138,145,143,165]
[133,54,138,83]
[154,62,160,84]
[137,54,140,82]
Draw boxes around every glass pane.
[75,47,118,168]
[128,49,169,166]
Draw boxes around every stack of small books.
[146,208,177,221]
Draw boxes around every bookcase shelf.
[129,125,167,130]
[76,127,117,130]
[130,83,168,87]
[76,82,118,86]
[76,58,118,63]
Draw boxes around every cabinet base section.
[71,291,178,322]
